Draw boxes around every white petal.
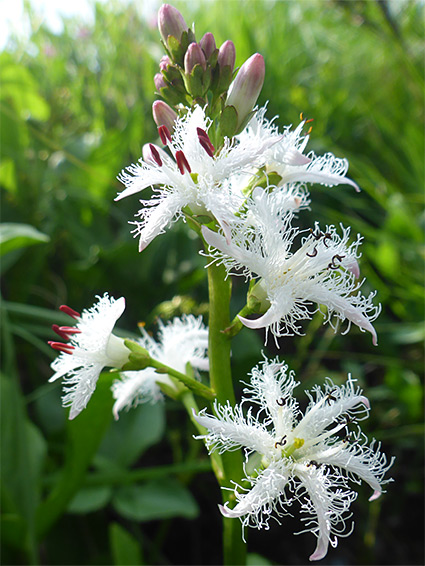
[316,438,394,502]
[284,147,312,166]
[158,314,209,373]
[202,226,255,269]
[134,192,186,251]
[193,405,274,455]
[65,363,104,420]
[219,463,289,525]
[238,304,281,330]
[281,170,360,192]
[116,164,173,201]
[111,370,163,419]
[296,469,333,561]
[309,286,379,345]
[244,358,298,438]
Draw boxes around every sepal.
[219,104,239,138]
[122,340,152,371]
[183,64,212,99]
[241,168,283,197]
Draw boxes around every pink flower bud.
[158,4,188,44]
[159,55,172,71]
[152,100,178,132]
[154,73,167,91]
[184,42,207,74]
[218,40,236,72]
[200,32,216,59]
[226,53,265,128]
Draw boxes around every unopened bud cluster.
[154,4,265,143]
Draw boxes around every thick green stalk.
[207,263,246,566]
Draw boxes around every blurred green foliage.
[1,1,423,565]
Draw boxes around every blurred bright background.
[1,1,424,565]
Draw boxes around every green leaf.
[0,54,50,121]
[97,401,165,468]
[0,158,17,193]
[0,374,46,554]
[0,513,27,551]
[35,372,115,539]
[247,553,272,565]
[112,478,199,522]
[67,485,112,514]
[109,522,143,566]
[0,223,50,257]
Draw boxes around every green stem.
[222,303,256,339]
[150,359,216,401]
[207,263,246,566]
[180,390,224,481]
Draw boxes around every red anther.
[59,326,81,334]
[48,341,75,354]
[197,127,215,157]
[59,305,80,319]
[52,324,71,340]
[175,150,191,175]
[149,144,163,167]
[158,125,172,145]
[305,118,314,124]
[198,137,215,158]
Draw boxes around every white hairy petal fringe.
[193,403,275,456]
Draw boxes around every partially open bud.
[200,32,216,59]
[152,100,178,132]
[159,55,172,71]
[184,42,207,74]
[225,53,265,131]
[183,42,211,98]
[218,40,236,73]
[154,72,167,92]
[158,4,188,46]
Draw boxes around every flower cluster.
[46,4,392,563]
[49,295,209,420]
[115,4,380,346]
[112,314,209,419]
[194,358,394,561]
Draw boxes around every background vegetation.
[1,0,423,564]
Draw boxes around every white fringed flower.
[238,106,360,191]
[202,188,380,345]
[49,294,129,420]
[116,105,276,251]
[111,315,209,419]
[194,358,394,561]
